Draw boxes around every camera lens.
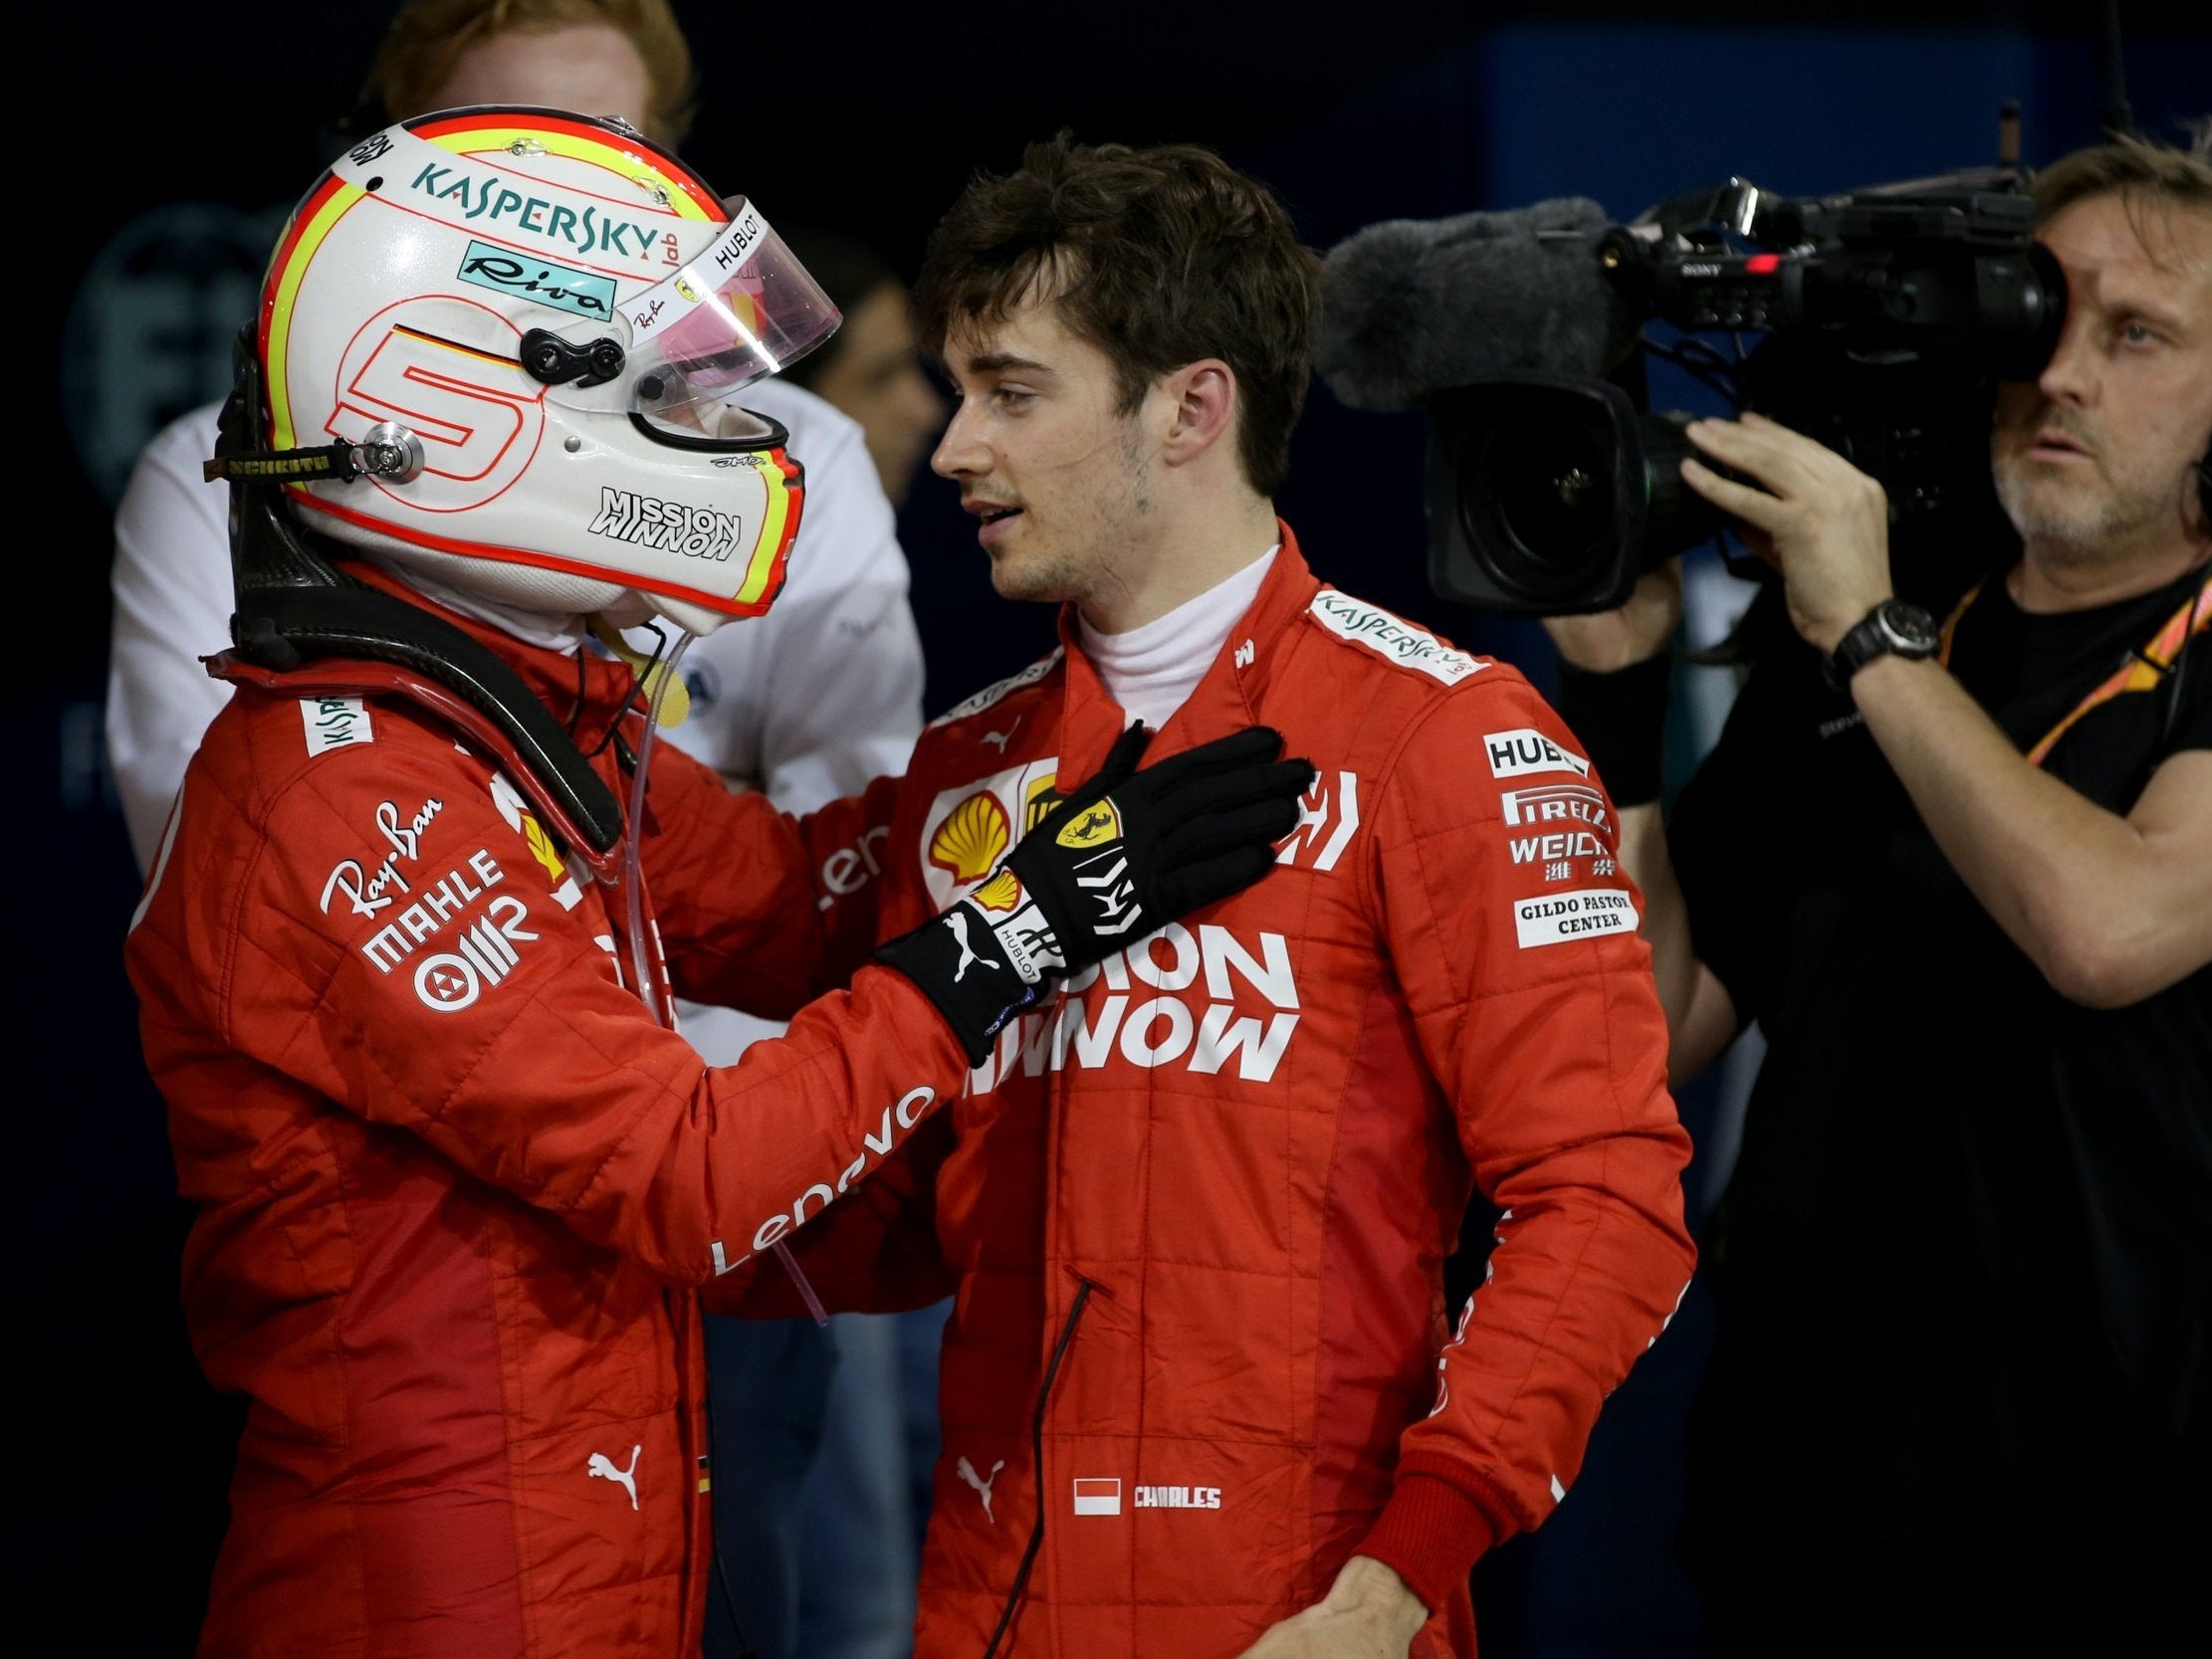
[1458,408,1617,604]
[1425,375,1696,615]
[1494,427,1612,560]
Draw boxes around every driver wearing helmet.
[123,105,1312,1659]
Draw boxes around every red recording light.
[1744,253,1782,275]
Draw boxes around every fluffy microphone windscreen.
[1315,197,1637,411]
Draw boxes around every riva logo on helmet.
[587,489,745,562]
[405,161,668,260]
[458,243,615,321]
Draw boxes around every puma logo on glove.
[946,910,1001,982]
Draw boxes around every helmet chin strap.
[203,419,425,486]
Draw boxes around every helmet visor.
[624,201,839,432]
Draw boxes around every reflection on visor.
[659,270,773,389]
[625,202,840,417]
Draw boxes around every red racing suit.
[123,566,964,1659]
[772,528,1698,1658]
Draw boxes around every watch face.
[1879,600,1940,653]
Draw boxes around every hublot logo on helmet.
[588,488,744,562]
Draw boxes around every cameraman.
[1545,129,2210,1648]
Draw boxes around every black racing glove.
[876,723,1313,1064]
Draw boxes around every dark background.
[20,2,2207,1653]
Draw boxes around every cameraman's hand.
[875,724,1312,1064]
[1540,559,1683,671]
[1679,412,1893,653]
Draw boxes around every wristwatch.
[1824,598,1939,690]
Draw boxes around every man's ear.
[1157,359,1237,469]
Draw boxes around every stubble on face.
[987,420,1154,608]
[1991,395,2177,546]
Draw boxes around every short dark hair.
[914,131,1321,498]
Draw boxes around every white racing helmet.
[250,105,839,634]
